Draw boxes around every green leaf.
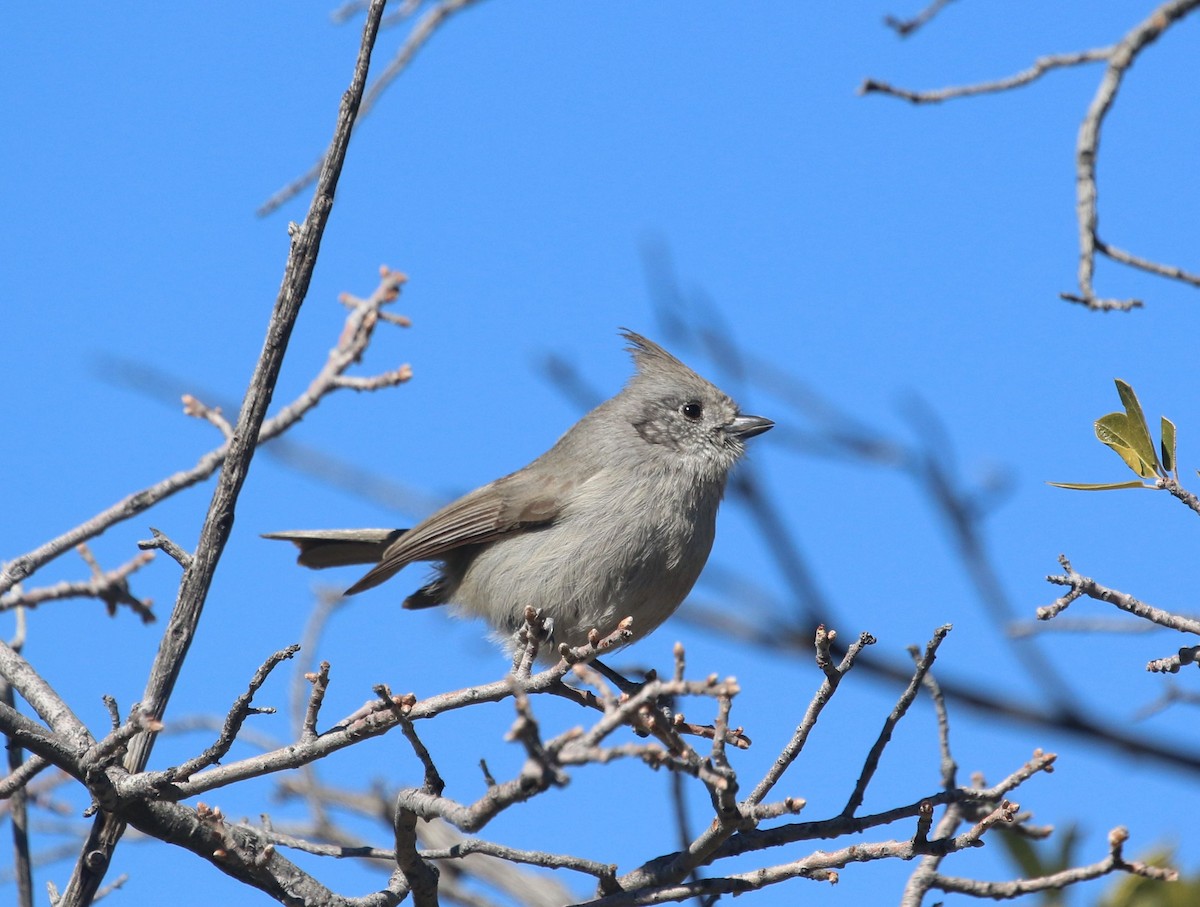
[1162,416,1177,473]
[1094,413,1157,478]
[1094,411,1131,447]
[1113,379,1161,474]
[1047,481,1150,491]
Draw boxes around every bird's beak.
[729,414,774,439]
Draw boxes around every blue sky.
[3,2,1200,904]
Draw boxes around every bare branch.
[154,633,628,800]
[691,749,1057,868]
[301,660,332,743]
[59,4,392,902]
[116,798,405,906]
[932,825,1176,897]
[398,710,446,797]
[417,818,584,907]
[919,652,957,791]
[0,701,87,782]
[80,710,163,783]
[1043,554,1200,635]
[1063,0,1200,310]
[393,794,440,907]
[860,0,1200,309]
[575,806,1018,907]
[861,47,1112,103]
[137,529,193,571]
[1,635,34,907]
[1158,475,1200,516]
[1147,647,1200,674]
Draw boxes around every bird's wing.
[345,471,572,594]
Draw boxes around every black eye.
[681,401,703,420]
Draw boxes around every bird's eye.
[681,401,703,420]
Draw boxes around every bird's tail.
[262,529,406,569]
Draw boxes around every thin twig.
[259,0,487,216]
[166,646,300,782]
[745,627,873,807]
[137,529,192,571]
[842,626,951,817]
[861,47,1112,103]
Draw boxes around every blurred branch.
[0,548,154,623]
[896,397,1074,707]
[883,0,956,37]
[94,359,444,520]
[624,267,1200,777]
[1008,616,1167,638]
[0,265,413,602]
[1136,682,1200,719]
[643,248,1077,697]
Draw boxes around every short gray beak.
[729,414,774,440]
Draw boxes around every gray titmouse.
[265,331,772,657]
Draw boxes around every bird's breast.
[451,467,723,649]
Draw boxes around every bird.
[264,330,772,660]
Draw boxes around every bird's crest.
[621,329,705,388]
